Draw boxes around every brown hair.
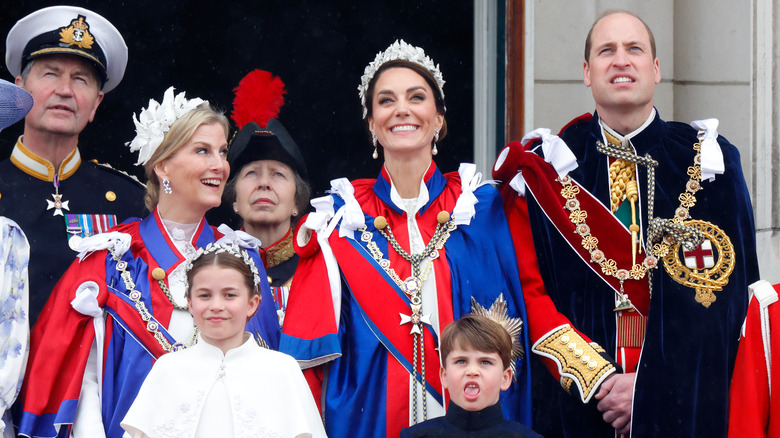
[143,103,229,211]
[440,314,512,371]
[185,250,260,299]
[584,9,657,62]
[364,59,448,144]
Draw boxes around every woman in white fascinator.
[17,88,279,438]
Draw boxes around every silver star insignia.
[471,294,525,381]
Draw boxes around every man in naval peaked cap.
[1,5,145,326]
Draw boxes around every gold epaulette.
[532,325,616,403]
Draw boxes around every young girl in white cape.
[121,243,326,438]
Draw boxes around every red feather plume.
[231,69,286,129]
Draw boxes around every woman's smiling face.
[368,67,443,159]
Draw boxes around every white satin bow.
[329,178,366,239]
[452,163,488,225]
[216,224,262,250]
[508,128,579,196]
[76,232,132,261]
[690,119,724,182]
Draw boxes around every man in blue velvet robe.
[493,9,759,438]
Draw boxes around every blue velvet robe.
[519,112,759,437]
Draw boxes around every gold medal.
[661,219,736,307]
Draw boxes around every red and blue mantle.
[281,164,533,438]
[17,210,279,438]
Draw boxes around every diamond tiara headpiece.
[184,242,261,291]
[357,39,445,118]
[126,87,206,166]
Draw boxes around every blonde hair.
[143,104,229,211]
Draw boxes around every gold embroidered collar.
[10,137,81,182]
[261,229,295,268]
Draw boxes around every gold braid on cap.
[357,39,445,118]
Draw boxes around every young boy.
[400,314,542,437]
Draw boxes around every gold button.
[587,360,598,370]
[560,334,570,344]
[105,191,117,202]
[567,342,576,351]
[581,355,590,363]
[267,275,273,284]
[152,268,166,281]
[574,348,583,358]
[0,192,3,200]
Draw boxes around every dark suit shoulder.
[81,160,146,190]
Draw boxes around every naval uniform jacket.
[16,210,280,438]
[493,111,759,438]
[280,163,533,438]
[0,140,146,325]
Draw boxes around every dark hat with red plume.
[228,69,308,180]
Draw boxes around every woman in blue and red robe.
[279,41,534,438]
[17,94,279,438]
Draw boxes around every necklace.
[596,133,732,308]
[158,279,187,311]
[558,174,658,311]
[359,209,455,423]
[112,253,198,352]
[648,140,735,307]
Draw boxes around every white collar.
[600,108,656,147]
[388,163,431,215]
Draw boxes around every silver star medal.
[471,294,525,380]
[46,192,69,216]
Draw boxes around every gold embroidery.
[59,15,95,49]
[264,231,294,268]
[533,326,615,402]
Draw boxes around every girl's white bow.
[216,224,262,250]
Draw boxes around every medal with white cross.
[46,174,69,217]
[399,304,432,334]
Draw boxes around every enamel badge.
[661,219,736,307]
